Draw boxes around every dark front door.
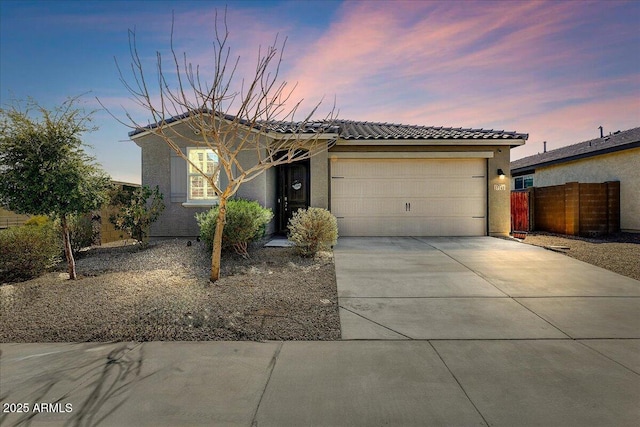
[277,160,310,234]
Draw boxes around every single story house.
[130,114,528,238]
[510,127,640,232]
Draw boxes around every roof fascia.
[329,151,495,159]
[511,168,536,177]
[336,138,526,146]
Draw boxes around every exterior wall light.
[497,168,506,179]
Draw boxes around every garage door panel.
[332,159,485,178]
[332,197,486,217]
[332,197,413,216]
[407,198,486,217]
[332,178,484,198]
[330,158,487,236]
[337,216,486,236]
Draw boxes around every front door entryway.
[277,160,310,234]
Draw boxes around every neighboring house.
[510,127,640,233]
[130,115,528,238]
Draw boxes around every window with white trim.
[187,148,219,201]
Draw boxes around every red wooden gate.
[510,191,529,232]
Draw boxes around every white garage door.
[330,158,487,236]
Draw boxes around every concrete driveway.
[336,236,640,340]
[332,237,640,425]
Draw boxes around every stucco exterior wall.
[139,134,208,238]
[233,147,278,235]
[533,147,640,232]
[310,147,329,209]
[487,147,512,236]
[136,124,270,238]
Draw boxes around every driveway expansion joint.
[251,341,283,426]
[428,341,490,426]
[339,305,412,339]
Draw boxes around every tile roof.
[333,120,527,140]
[129,111,528,141]
[128,110,339,137]
[511,127,640,172]
[256,119,527,140]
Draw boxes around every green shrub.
[287,207,338,256]
[196,199,273,257]
[24,214,95,257]
[109,185,165,243]
[66,214,96,256]
[24,215,50,227]
[0,224,60,282]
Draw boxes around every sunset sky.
[1,0,638,184]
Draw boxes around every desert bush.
[287,207,338,256]
[109,185,165,243]
[196,199,273,257]
[0,223,60,282]
[66,214,96,255]
[26,214,95,256]
[24,215,50,227]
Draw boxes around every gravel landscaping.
[521,232,640,281]
[0,239,341,342]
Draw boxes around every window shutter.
[170,149,187,202]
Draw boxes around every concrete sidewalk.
[2,340,639,426]
[1,237,639,426]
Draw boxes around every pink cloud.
[98,0,638,155]
[280,1,635,119]
[281,1,579,104]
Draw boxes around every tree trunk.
[61,215,77,280]
[210,196,228,282]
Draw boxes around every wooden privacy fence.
[0,208,31,229]
[510,191,529,233]
[510,181,620,237]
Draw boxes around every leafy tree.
[106,10,337,282]
[0,97,111,279]
[109,185,165,243]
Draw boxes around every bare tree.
[103,10,337,282]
